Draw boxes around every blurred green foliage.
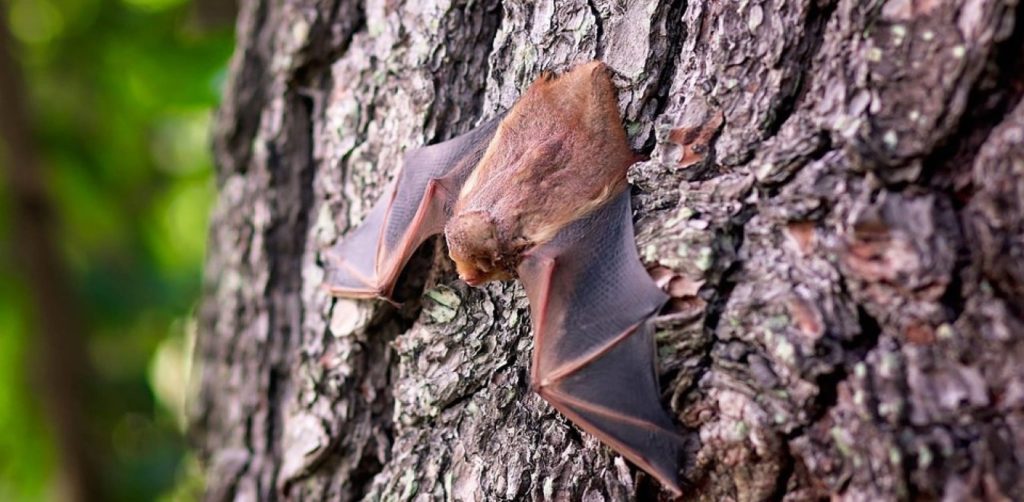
[0,0,233,499]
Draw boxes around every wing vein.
[326,259,378,295]
[529,257,557,385]
[373,178,402,280]
[538,321,641,386]
[537,387,683,496]
[544,387,683,439]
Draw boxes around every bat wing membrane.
[518,188,683,494]
[325,117,502,299]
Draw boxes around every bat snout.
[455,263,482,285]
[454,260,504,287]
[461,274,485,287]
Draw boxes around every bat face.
[444,61,633,286]
[324,61,684,495]
[444,210,520,285]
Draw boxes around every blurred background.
[0,0,235,500]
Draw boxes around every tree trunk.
[194,0,1024,500]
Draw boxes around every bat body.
[325,62,683,494]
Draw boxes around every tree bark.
[194,0,1024,500]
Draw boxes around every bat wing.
[518,188,682,494]
[324,118,501,299]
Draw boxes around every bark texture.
[195,0,1024,499]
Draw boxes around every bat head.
[444,210,524,286]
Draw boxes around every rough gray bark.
[195,0,1024,500]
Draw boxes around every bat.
[324,61,684,494]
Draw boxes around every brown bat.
[324,61,683,494]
